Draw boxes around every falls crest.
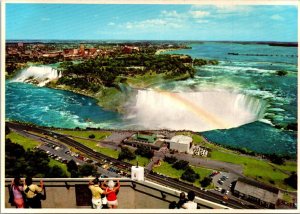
[127,89,266,132]
[12,66,61,86]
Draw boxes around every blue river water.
[6,42,297,156]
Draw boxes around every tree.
[118,146,136,161]
[47,165,67,178]
[181,167,200,183]
[67,160,78,173]
[164,156,178,164]
[78,164,97,177]
[269,153,285,165]
[135,146,154,158]
[200,177,212,187]
[172,160,189,170]
[284,172,297,189]
[88,134,95,139]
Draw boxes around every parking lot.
[34,139,130,178]
[210,171,239,198]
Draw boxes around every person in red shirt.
[101,180,120,209]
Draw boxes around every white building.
[169,135,193,153]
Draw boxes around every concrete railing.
[4,178,229,210]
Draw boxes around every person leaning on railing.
[101,179,120,209]
[88,177,105,209]
[182,191,198,209]
[23,177,44,208]
[10,177,26,208]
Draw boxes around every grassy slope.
[65,137,119,159]
[126,156,151,167]
[6,131,41,150]
[153,161,213,188]
[192,134,297,190]
[49,159,71,177]
[56,130,111,140]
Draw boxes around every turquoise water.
[6,42,297,156]
[161,42,297,157]
[6,82,126,129]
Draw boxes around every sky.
[6,4,298,41]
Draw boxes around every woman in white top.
[182,191,198,209]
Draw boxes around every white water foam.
[12,66,62,86]
[127,89,266,132]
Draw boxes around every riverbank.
[46,71,192,113]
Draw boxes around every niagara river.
[6,42,297,156]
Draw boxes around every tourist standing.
[88,177,104,209]
[23,177,44,208]
[101,180,120,209]
[177,192,188,208]
[182,191,198,209]
[10,177,26,208]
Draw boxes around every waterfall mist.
[126,89,267,132]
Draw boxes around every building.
[133,133,157,143]
[233,178,279,208]
[169,135,192,153]
[122,132,165,150]
[122,45,140,54]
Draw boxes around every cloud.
[195,20,209,24]
[189,10,210,18]
[161,10,183,18]
[270,14,284,21]
[214,5,252,14]
[108,22,115,26]
[124,18,182,30]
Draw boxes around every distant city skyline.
[6,4,298,42]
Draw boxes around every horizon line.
[6,39,298,43]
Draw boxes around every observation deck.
[4,178,229,210]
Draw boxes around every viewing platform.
[4,178,229,210]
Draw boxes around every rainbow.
[155,89,230,129]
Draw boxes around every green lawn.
[189,133,297,190]
[49,159,71,177]
[56,130,111,140]
[153,162,214,188]
[209,150,296,190]
[67,137,119,159]
[126,156,151,167]
[6,131,41,150]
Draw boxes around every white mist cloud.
[124,18,182,30]
[271,14,284,21]
[189,10,210,18]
